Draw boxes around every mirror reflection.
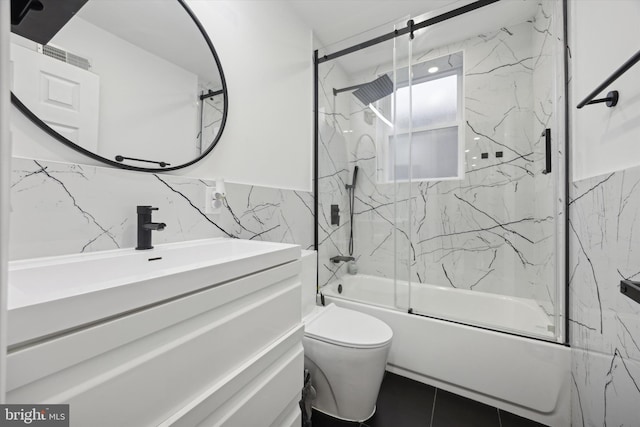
[10,0,227,170]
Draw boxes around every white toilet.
[300,251,393,422]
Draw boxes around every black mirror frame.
[10,0,228,173]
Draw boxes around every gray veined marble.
[569,167,640,426]
[9,157,313,260]
[197,95,225,155]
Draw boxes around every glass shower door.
[390,21,413,313]
[315,19,416,314]
[404,0,565,342]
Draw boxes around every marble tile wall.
[317,61,352,287]
[199,94,225,155]
[318,4,563,323]
[9,157,313,260]
[569,166,640,426]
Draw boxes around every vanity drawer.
[7,260,302,426]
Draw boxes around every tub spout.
[330,255,355,263]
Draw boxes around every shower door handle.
[621,280,640,305]
[542,129,551,175]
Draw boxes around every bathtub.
[320,274,570,427]
[323,274,556,339]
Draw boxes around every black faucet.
[330,255,355,263]
[136,206,166,250]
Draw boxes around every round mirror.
[10,0,228,171]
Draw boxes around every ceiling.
[288,0,540,76]
[74,1,222,87]
[66,0,540,84]
[286,0,461,50]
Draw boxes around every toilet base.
[312,405,376,423]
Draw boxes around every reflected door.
[10,43,100,151]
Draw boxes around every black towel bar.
[576,49,640,109]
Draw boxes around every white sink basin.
[8,238,300,346]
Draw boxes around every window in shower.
[382,52,464,182]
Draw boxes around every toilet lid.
[305,304,393,349]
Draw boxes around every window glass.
[382,51,463,182]
[394,74,458,130]
[389,126,459,181]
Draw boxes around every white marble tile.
[317,61,352,286]
[9,157,313,260]
[569,166,640,425]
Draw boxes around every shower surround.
[318,2,563,327]
[569,165,640,426]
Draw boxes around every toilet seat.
[304,304,392,349]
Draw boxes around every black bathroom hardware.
[542,128,552,175]
[115,155,170,168]
[331,205,340,226]
[346,166,359,256]
[334,76,394,105]
[576,48,640,109]
[407,19,415,40]
[620,279,640,305]
[580,91,619,108]
[136,206,166,250]
[346,166,359,190]
[330,255,355,263]
[199,89,224,101]
[317,0,499,64]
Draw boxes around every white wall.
[12,18,200,166]
[53,18,200,165]
[10,0,313,192]
[571,0,640,181]
[0,0,10,402]
[185,1,313,191]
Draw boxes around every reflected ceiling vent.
[41,44,91,70]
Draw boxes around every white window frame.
[378,51,465,184]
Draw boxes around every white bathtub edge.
[326,296,571,427]
[386,363,570,427]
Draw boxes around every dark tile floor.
[310,371,548,427]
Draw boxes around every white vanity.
[7,238,303,427]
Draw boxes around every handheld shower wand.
[347,165,359,189]
[346,166,359,258]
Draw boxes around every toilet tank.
[301,250,317,317]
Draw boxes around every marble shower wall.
[198,94,225,155]
[317,5,562,318]
[317,61,353,287]
[9,157,313,260]
[567,0,640,423]
[569,166,640,426]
